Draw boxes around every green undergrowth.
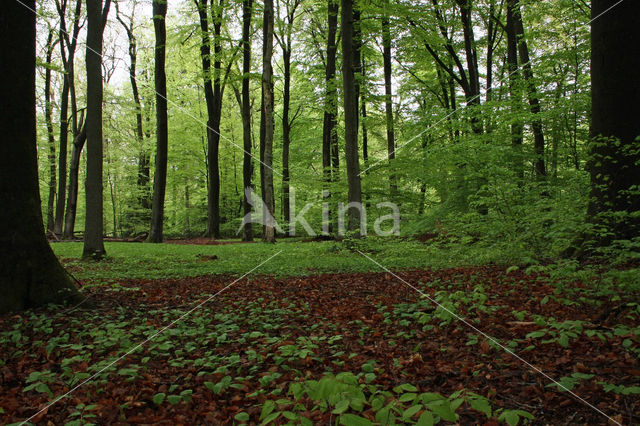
[51,237,566,284]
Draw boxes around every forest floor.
[1,241,639,425]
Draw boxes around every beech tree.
[83,0,111,259]
[341,0,363,233]
[240,0,254,241]
[587,0,640,244]
[0,0,84,313]
[261,0,276,242]
[149,0,169,243]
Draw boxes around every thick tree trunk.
[83,0,110,258]
[0,0,84,313]
[509,0,545,178]
[261,0,276,242]
[341,0,363,233]
[382,3,396,194]
[587,0,640,242]
[149,0,169,243]
[241,0,253,241]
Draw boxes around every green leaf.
[416,411,434,426]
[525,330,546,339]
[339,414,373,426]
[153,393,166,405]
[399,392,417,403]
[332,399,350,414]
[260,412,281,425]
[167,395,182,405]
[260,400,276,420]
[469,397,491,417]
[234,412,250,422]
[427,400,457,422]
[402,404,422,420]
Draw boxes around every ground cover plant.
[1,241,639,424]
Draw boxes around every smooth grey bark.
[341,0,363,233]
[44,30,57,233]
[261,0,276,242]
[241,0,254,241]
[382,0,396,193]
[149,0,169,243]
[82,0,110,259]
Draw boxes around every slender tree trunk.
[149,0,168,243]
[54,0,83,236]
[44,30,57,233]
[83,0,110,259]
[63,122,86,239]
[206,0,224,239]
[54,63,70,235]
[261,0,276,242]
[457,0,482,134]
[353,5,362,132]
[282,47,291,230]
[0,0,84,313]
[509,0,545,178]
[361,57,368,169]
[587,0,640,243]
[280,0,300,233]
[382,2,396,194]
[185,185,191,235]
[341,0,363,233]
[241,0,253,241]
[506,0,524,179]
[116,2,150,213]
[322,0,338,234]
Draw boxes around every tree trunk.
[0,0,84,313]
[587,0,640,243]
[63,122,86,239]
[509,0,546,178]
[279,0,300,234]
[282,45,291,230]
[505,0,524,179]
[322,0,339,233]
[206,0,224,239]
[241,0,253,241]
[341,0,363,233]
[83,0,110,259]
[361,57,368,169]
[44,30,57,233]
[382,2,396,194]
[261,0,276,242]
[457,0,482,134]
[149,0,169,243]
[54,58,70,235]
[116,1,151,213]
[54,0,83,236]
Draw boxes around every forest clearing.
[1,0,640,424]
